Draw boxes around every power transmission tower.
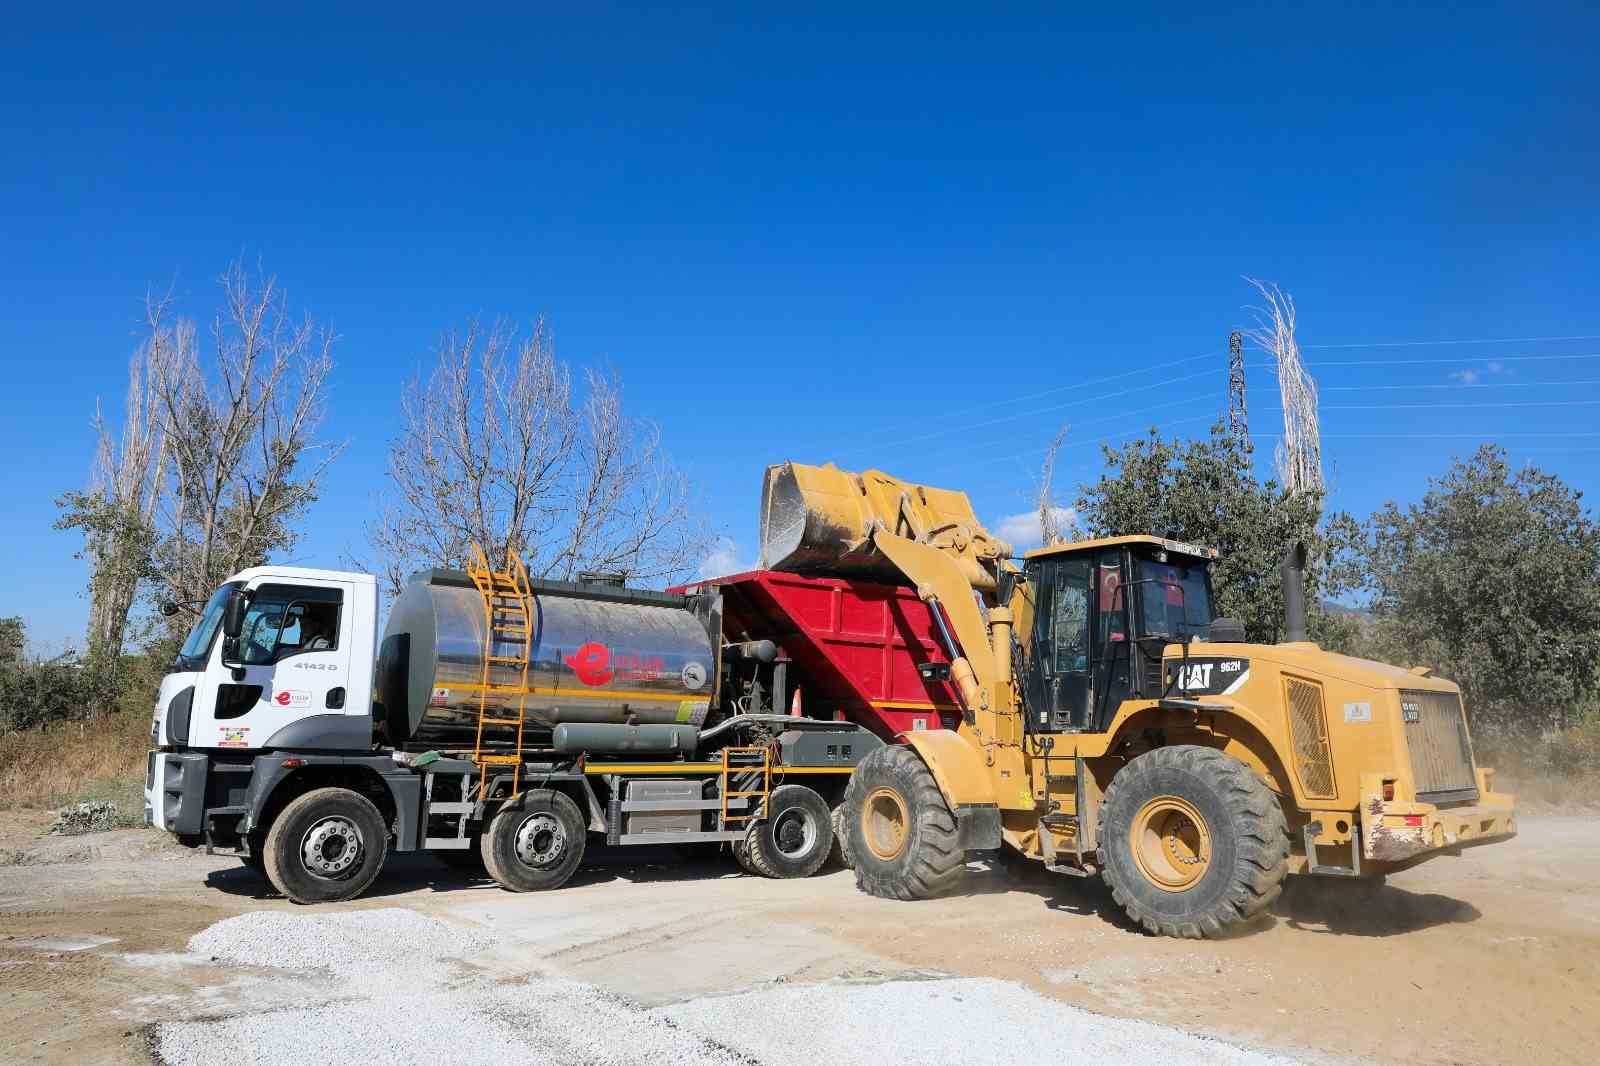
[1227,329,1247,437]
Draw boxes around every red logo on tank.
[565,642,613,686]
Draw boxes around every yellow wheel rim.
[1129,795,1211,891]
[862,786,910,861]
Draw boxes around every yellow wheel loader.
[762,461,1518,938]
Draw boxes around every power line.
[1249,351,1600,369]
[844,367,1220,451]
[1317,379,1600,393]
[1304,334,1600,349]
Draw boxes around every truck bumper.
[1359,769,1517,867]
[146,749,210,838]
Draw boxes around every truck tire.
[730,840,760,875]
[481,790,586,892]
[843,745,963,900]
[740,784,833,879]
[262,787,389,905]
[1098,745,1289,939]
[829,801,855,870]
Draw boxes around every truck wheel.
[262,788,389,905]
[481,790,586,892]
[829,801,855,870]
[1098,745,1289,939]
[740,784,833,879]
[843,745,963,900]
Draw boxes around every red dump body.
[678,569,964,740]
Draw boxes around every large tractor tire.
[736,784,833,879]
[481,789,587,893]
[843,745,963,900]
[1098,745,1289,939]
[263,787,390,904]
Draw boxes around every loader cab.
[1020,536,1218,733]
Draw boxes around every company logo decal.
[272,689,312,708]
[681,661,707,690]
[565,642,614,686]
[219,727,251,748]
[1166,657,1251,697]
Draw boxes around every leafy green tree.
[0,617,23,668]
[1348,445,1600,734]
[1075,423,1342,644]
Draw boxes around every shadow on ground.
[1273,874,1481,936]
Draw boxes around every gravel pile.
[658,976,1303,1066]
[51,800,123,835]
[187,908,491,977]
[160,910,1302,1066]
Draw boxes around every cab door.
[1024,555,1093,731]
[191,579,354,751]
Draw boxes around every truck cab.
[145,567,379,840]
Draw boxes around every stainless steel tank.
[376,570,718,747]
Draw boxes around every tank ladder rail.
[466,543,535,802]
[718,745,773,830]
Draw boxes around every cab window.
[237,584,342,664]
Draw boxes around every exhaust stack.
[1280,540,1309,644]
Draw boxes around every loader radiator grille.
[1401,689,1478,803]
[1285,676,1336,799]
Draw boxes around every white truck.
[144,559,885,903]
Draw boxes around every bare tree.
[1035,425,1072,547]
[370,319,706,593]
[56,300,174,662]
[1244,278,1323,497]
[150,264,342,614]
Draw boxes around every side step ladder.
[718,745,772,832]
[466,543,536,802]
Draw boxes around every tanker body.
[376,570,720,747]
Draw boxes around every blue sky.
[3,5,1597,650]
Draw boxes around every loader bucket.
[758,461,1010,588]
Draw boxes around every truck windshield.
[1133,556,1214,642]
[174,583,239,671]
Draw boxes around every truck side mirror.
[222,588,249,640]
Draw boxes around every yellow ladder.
[466,544,535,801]
[719,745,773,829]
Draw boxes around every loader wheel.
[739,784,833,879]
[829,800,855,870]
[263,787,389,905]
[481,790,586,893]
[1099,746,1289,939]
[843,745,963,900]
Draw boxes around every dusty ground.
[1,813,1595,1065]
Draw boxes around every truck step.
[425,802,475,815]
[423,837,475,850]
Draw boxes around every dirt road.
[2,814,1595,1065]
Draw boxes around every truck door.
[190,580,355,751]
[1025,556,1093,731]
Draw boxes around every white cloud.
[1449,368,1480,385]
[995,507,1078,549]
[698,537,754,578]
[1486,360,1505,374]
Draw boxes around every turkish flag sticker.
[565,642,613,686]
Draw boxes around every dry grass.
[0,711,150,812]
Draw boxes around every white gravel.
[157,909,1302,1066]
[186,908,492,978]
[659,976,1302,1066]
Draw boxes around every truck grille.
[1285,677,1336,799]
[1401,689,1478,803]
